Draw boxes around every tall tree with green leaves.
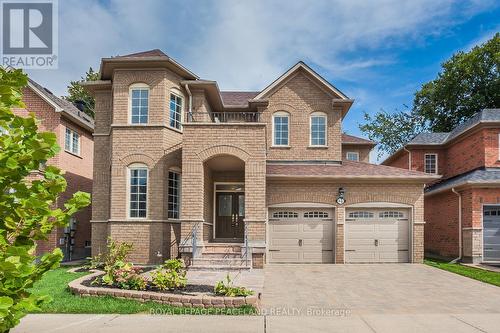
[360,33,500,156]
[0,68,90,332]
[64,67,99,118]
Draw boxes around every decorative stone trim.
[68,271,258,308]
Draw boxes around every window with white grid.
[310,113,327,146]
[129,165,148,218]
[424,154,437,174]
[64,127,80,155]
[168,171,181,219]
[130,84,149,124]
[273,112,289,146]
[169,93,183,130]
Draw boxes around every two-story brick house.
[13,78,94,260]
[383,109,500,264]
[83,49,437,268]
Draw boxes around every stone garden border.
[68,270,259,308]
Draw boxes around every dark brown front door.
[215,192,244,240]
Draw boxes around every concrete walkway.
[12,313,500,332]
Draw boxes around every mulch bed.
[82,273,215,295]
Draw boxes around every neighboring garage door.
[268,207,334,263]
[483,206,500,262]
[345,208,409,263]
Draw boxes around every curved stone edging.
[68,270,258,308]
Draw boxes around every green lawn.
[30,267,255,315]
[425,258,500,287]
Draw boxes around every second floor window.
[65,127,80,155]
[130,84,149,124]
[273,112,289,146]
[129,164,148,218]
[346,151,359,161]
[424,154,437,174]
[169,92,183,130]
[168,170,181,219]
[310,113,327,146]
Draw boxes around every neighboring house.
[383,109,500,264]
[83,49,437,269]
[13,79,94,261]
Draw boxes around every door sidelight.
[374,239,379,246]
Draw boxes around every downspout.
[451,188,462,263]
[183,83,193,122]
[404,147,411,170]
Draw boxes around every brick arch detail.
[267,192,336,206]
[119,153,156,168]
[266,102,298,114]
[346,193,418,206]
[196,145,250,163]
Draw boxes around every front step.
[191,257,251,266]
[200,252,243,259]
[188,264,251,271]
[188,243,251,270]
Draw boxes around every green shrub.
[112,265,147,290]
[151,259,187,291]
[214,274,253,297]
[85,253,104,270]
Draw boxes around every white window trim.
[168,89,184,132]
[424,153,438,174]
[167,169,182,220]
[128,83,150,125]
[127,163,149,219]
[272,111,290,147]
[309,112,328,147]
[346,151,359,161]
[64,127,80,156]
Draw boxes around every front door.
[215,192,244,240]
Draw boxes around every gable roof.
[426,167,500,194]
[255,61,350,100]
[267,160,439,181]
[27,78,94,131]
[342,133,376,145]
[117,49,167,58]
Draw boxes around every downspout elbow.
[183,83,193,122]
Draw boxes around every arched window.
[167,168,181,219]
[169,88,184,130]
[128,163,148,218]
[310,112,327,146]
[129,83,149,124]
[273,112,290,146]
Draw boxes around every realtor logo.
[1,0,58,69]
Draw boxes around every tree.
[0,67,90,332]
[64,67,99,118]
[360,33,500,156]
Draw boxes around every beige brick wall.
[342,145,372,163]
[262,70,342,161]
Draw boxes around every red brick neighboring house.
[383,109,500,263]
[83,50,438,268]
[12,79,94,261]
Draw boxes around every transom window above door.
[129,83,149,124]
[273,112,289,146]
[310,112,327,146]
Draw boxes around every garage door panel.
[268,208,334,264]
[346,209,409,263]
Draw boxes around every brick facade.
[385,121,500,263]
[14,85,93,260]
[86,52,428,267]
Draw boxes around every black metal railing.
[187,111,261,123]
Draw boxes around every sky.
[27,0,500,161]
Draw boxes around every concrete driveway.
[262,264,500,315]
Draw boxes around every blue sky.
[28,0,500,160]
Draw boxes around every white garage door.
[268,208,334,263]
[345,209,409,263]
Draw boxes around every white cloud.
[25,0,494,96]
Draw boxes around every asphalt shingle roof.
[408,109,500,146]
[219,91,260,106]
[426,168,500,193]
[342,133,375,145]
[28,78,94,129]
[267,160,437,179]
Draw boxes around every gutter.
[451,188,462,263]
